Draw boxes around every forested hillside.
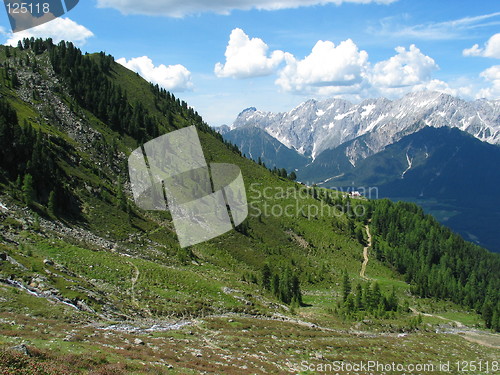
[372,200,500,330]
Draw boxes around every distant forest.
[372,199,500,331]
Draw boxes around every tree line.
[371,199,500,331]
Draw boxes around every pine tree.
[387,286,399,311]
[14,175,22,198]
[491,309,499,332]
[291,274,302,306]
[355,283,363,311]
[482,301,493,329]
[272,273,280,298]
[261,264,271,291]
[48,190,56,216]
[342,269,351,302]
[371,282,382,310]
[345,294,355,316]
[22,174,35,205]
[362,283,372,312]
[279,268,292,304]
[33,213,40,231]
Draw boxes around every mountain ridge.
[231,91,500,165]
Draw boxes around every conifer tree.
[48,190,56,216]
[342,270,351,302]
[261,264,271,291]
[22,174,35,205]
[355,284,363,311]
[272,273,280,299]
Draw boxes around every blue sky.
[1,0,499,125]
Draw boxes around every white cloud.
[275,39,369,94]
[370,44,438,88]
[270,37,445,97]
[477,65,500,99]
[215,28,288,78]
[462,44,482,57]
[117,56,193,92]
[97,0,397,17]
[213,30,471,100]
[415,79,457,95]
[4,17,93,47]
[463,33,500,58]
[480,65,500,81]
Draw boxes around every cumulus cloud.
[215,28,288,79]
[480,65,500,81]
[215,29,463,99]
[275,39,369,94]
[117,56,193,92]
[462,44,481,57]
[463,33,500,58]
[97,0,397,17]
[4,17,93,47]
[477,65,500,99]
[370,44,438,88]
[415,79,456,95]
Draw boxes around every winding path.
[409,307,464,328]
[360,224,372,279]
[409,307,499,348]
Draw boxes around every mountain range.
[229,91,499,163]
[221,93,500,252]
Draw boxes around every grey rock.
[43,259,54,266]
[10,344,31,356]
[133,338,145,345]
